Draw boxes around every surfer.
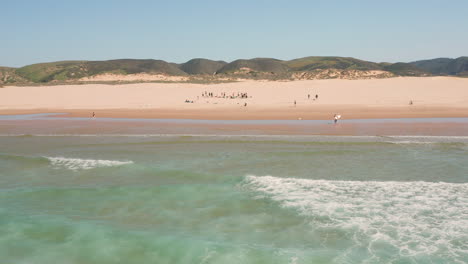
[334,114,341,124]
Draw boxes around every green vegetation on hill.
[217,58,290,74]
[15,59,187,83]
[15,61,86,82]
[447,57,468,76]
[410,57,468,76]
[180,59,227,75]
[85,59,187,76]
[383,63,429,76]
[4,55,467,84]
[286,57,382,71]
[0,66,27,85]
[410,58,453,74]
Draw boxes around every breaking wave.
[243,175,468,262]
[46,157,133,170]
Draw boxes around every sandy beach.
[2,76,468,135]
[1,77,467,120]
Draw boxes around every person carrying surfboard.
[334,114,341,124]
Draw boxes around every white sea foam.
[46,157,133,170]
[385,140,439,144]
[243,175,468,261]
[386,136,468,144]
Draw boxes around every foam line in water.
[385,135,468,144]
[46,157,133,170]
[1,134,468,143]
[385,140,440,144]
[243,175,468,261]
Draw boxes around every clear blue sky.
[1,0,467,67]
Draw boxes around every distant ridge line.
[0,56,467,85]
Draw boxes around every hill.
[15,61,87,82]
[216,58,290,74]
[286,57,382,71]
[0,66,27,85]
[15,59,187,83]
[179,59,227,75]
[410,57,468,76]
[410,58,453,74]
[4,55,467,84]
[383,63,429,76]
[85,59,187,76]
[447,57,468,76]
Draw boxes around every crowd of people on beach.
[192,91,324,107]
[184,91,251,104]
[201,91,250,99]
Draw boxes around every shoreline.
[1,114,468,136]
[1,105,468,120]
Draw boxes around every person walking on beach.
[315,94,318,100]
[92,112,95,118]
[334,114,341,124]
[308,94,310,99]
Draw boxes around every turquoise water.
[0,135,467,263]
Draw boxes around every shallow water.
[2,113,468,124]
[0,135,467,263]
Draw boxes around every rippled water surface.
[0,135,467,263]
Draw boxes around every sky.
[1,0,467,67]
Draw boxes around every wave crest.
[46,157,133,170]
[243,175,468,261]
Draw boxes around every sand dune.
[79,73,189,82]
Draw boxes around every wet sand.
[1,115,468,136]
[1,105,468,121]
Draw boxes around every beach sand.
[1,77,468,135]
[1,77,467,120]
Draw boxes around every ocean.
[0,135,467,263]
